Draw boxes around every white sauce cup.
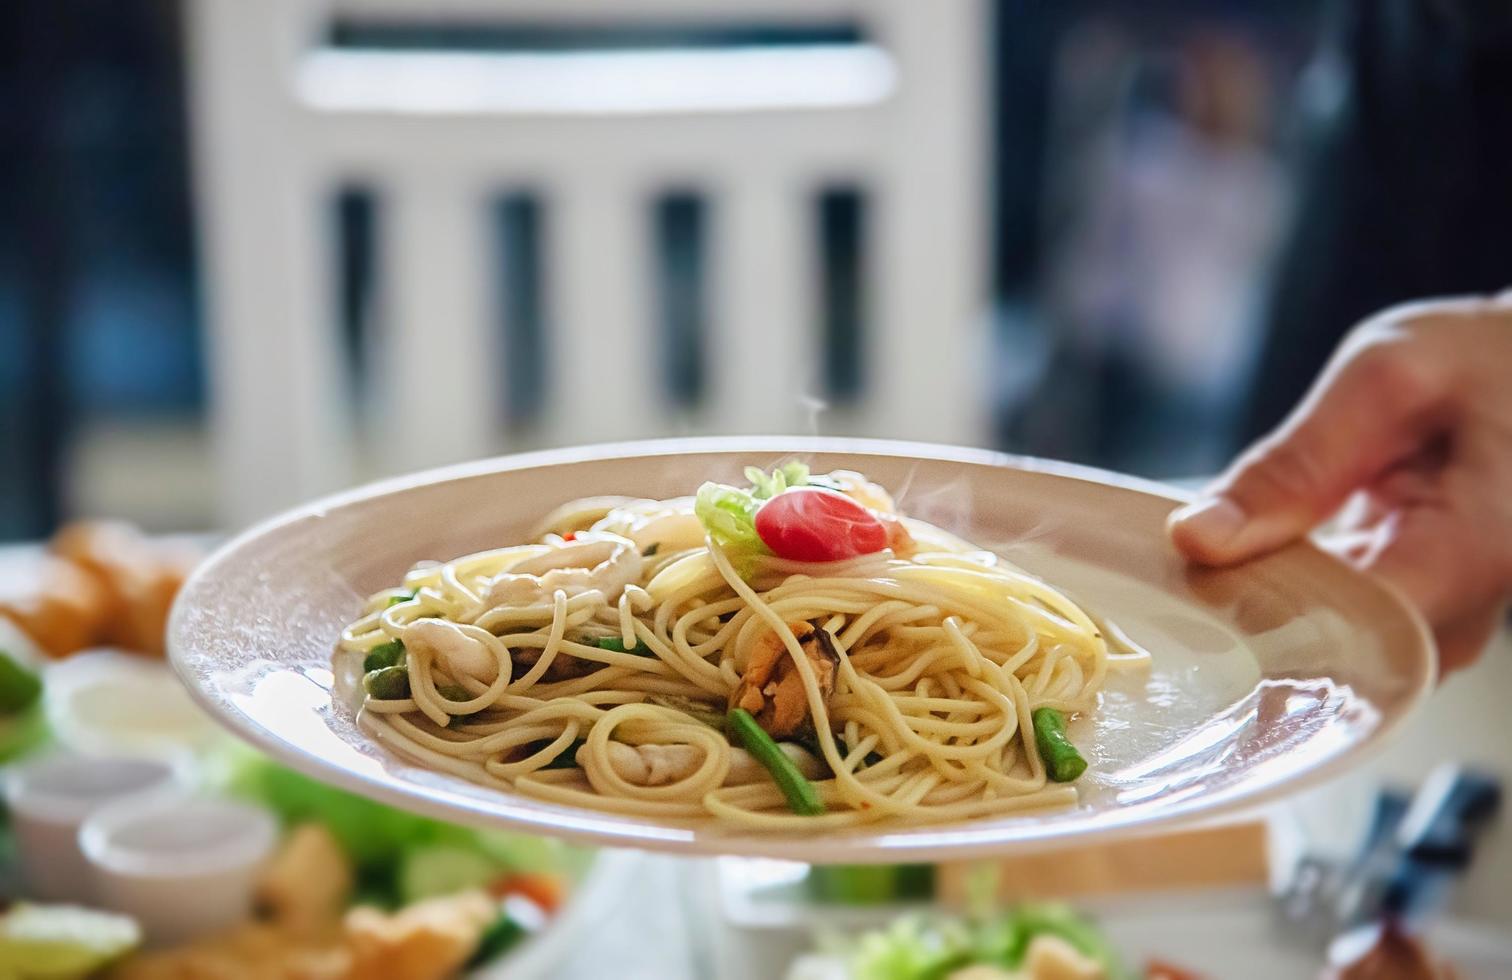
[43,649,219,759]
[79,795,278,947]
[2,753,182,903]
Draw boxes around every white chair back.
[188,0,988,524]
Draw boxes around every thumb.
[1169,340,1436,565]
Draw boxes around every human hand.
[1168,292,1512,674]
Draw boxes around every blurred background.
[4,3,1512,976]
[11,0,1509,538]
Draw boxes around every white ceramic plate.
[167,438,1433,863]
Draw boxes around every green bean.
[1032,707,1087,782]
[363,640,405,673]
[542,739,586,769]
[467,911,526,967]
[363,665,411,700]
[727,708,825,816]
[795,734,883,772]
[596,637,653,656]
[431,684,490,726]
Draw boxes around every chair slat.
[711,178,812,435]
[543,179,661,444]
[189,0,989,523]
[379,179,499,472]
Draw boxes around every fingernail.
[1169,496,1246,548]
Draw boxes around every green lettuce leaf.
[694,482,769,552]
[745,461,811,500]
[0,649,43,714]
[849,918,972,980]
[220,750,586,907]
[844,906,1131,980]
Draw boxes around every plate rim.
[168,436,1436,862]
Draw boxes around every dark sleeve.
[1240,0,1512,439]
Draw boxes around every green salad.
[0,905,140,980]
[0,648,47,764]
[222,750,591,909]
[824,906,1130,980]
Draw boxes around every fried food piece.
[108,888,495,980]
[342,890,496,980]
[0,555,116,658]
[106,923,351,980]
[256,824,353,940]
[1021,934,1105,980]
[51,520,149,573]
[51,521,195,656]
[1326,924,1461,980]
[109,852,499,980]
[730,622,840,739]
[111,552,190,657]
[877,512,917,559]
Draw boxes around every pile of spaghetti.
[339,464,1139,830]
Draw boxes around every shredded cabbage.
[694,482,768,552]
[745,461,811,500]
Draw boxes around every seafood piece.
[730,623,840,739]
[485,533,641,607]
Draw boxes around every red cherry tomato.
[755,489,889,562]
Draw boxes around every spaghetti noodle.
[338,465,1145,829]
